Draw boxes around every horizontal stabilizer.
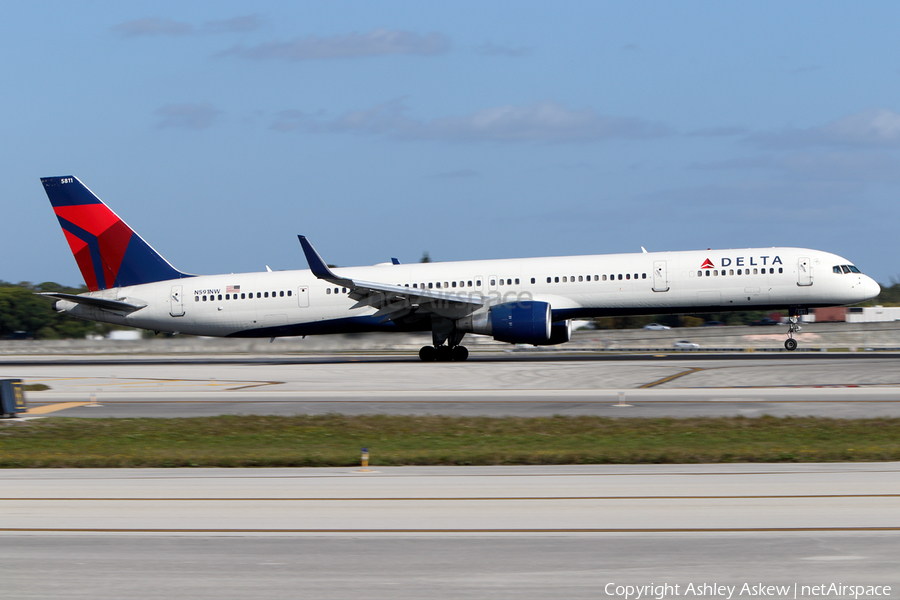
[39,292,146,313]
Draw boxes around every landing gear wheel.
[451,345,469,362]
[784,338,797,351]
[435,346,453,362]
[419,346,436,362]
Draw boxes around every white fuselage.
[57,247,880,338]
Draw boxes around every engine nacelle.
[536,320,572,346]
[456,301,552,345]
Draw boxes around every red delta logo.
[700,258,715,269]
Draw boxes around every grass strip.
[2,415,900,468]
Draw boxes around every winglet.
[298,236,353,286]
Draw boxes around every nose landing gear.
[784,308,807,351]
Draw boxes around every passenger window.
[753,269,758,275]
[547,277,552,283]
[288,290,292,296]
[515,278,520,284]
[578,276,583,282]
[562,277,567,283]
[555,277,559,283]
[452,281,457,288]
[218,294,222,301]
[642,273,646,279]
[594,275,599,281]
[602,275,607,281]
[713,270,718,276]
[508,279,513,285]
[737,269,742,275]
[476,280,482,286]
[705,270,710,276]
[264,292,269,298]
[202,295,207,302]
[531,278,536,284]
[436,282,441,288]
[468,281,473,287]
[626,274,630,280]
[428,283,433,289]
[779,268,783,273]
[195,296,200,302]
[697,271,703,277]
[499,279,504,286]
[729,270,734,276]
[618,274,623,280]
[326,289,331,295]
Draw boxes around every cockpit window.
[835,264,862,274]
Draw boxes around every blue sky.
[5,1,900,286]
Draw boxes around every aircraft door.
[297,286,309,308]
[652,261,669,292]
[798,257,813,286]
[169,285,184,317]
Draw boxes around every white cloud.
[155,103,220,130]
[752,108,900,148]
[273,100,670,143]
[220,29,451,61]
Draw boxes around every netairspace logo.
[604,582,892,600]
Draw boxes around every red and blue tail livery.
[41,176,191,291]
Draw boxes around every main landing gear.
[419,345,469,362]
[419,316,469,361]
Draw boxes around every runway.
[3,464,899,599]
[6,353,900,418]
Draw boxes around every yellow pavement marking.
[640,367,705,389]
[25,402,95,415]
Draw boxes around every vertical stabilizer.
[41,176,192,291]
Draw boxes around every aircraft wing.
[298,236,486,323]
[39,292,147,314]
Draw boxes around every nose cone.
[863,276,881,301]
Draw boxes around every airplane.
[39,176,881,360]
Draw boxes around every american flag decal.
[226,285,241,293]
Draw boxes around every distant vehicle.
[643,323,670,330]
[673,340,700,349]
[749,318,780,326]
[702,320,724,326]
[6,331,34,340]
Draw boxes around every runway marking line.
[3,527,900,533]
[4,494,899,501]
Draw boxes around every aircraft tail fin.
[41,176,192,291]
